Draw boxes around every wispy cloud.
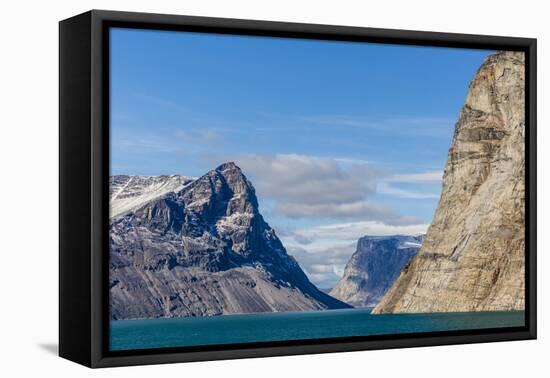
[332,157,374,165]
[175,129,224,146]
[377,182,441,199]
[287,220,429,246]
[373,170,443,200]
[132,92,196,115]
[257,112,455,137]
[120,92,257,132]
[388,170,444,183]
[300,115,455,137]
[276,201,401,220]
[114,133,180,154]
[112,125,225,164]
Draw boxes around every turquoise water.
[110,308,524,351]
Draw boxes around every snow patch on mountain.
[110,175,195,219]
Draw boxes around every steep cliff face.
[373,51,525,314]
[330,235,422,307]
[110,162,350,319]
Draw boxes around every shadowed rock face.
[110,162,350,319]
[373,52,525,314]
[330,235,422,307]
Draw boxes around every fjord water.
[110,308,524,351]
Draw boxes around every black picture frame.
[59,9,537,368]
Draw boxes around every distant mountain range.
[330,235,423,307]
[109,162,350,320]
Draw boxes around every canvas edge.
[59,10,93,367]
[58,9,537,368]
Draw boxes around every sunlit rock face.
[373,52,525,314]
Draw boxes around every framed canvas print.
[59,10,537,368]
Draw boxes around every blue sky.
[110,27,492,288]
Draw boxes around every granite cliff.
[330,235,422,307]
[109,162,350,319]
[373,51,525,314]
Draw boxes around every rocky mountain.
[330,235,422,307]
[109,162,350,319]
[373,51,525,314]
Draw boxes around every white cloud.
[371,170,443,200]
[288,221,429,246]
[388,170,444,183]
[377,182,441,199]
[283,220,429,288]
[236,153,377,204]
[275,201,401,220]
[331,157,373,165]
[293,234,313,245]
[231,153,422,222]
[286,243,357,289]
